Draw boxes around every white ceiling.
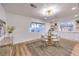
[1,3,79,22]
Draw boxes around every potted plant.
[7,25,14,34]
[7,25,15,44]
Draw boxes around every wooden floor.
[26,39,79,56]
[13,43,32,56]
[0,39,79,56]
[0,45,11,56]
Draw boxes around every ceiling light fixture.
[75,14,78,17]
[46,9,53,16]
[72,7,77,10]
[44,17,47,20]
[42,6,59,16]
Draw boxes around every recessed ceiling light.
[42,6,60,16]
[75,14,78,17]
[72,7,77,10]
[44,17,47,20]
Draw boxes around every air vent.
[30,4,37,8]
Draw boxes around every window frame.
[29,22,45,32]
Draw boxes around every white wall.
[6,13,50,44]
[58,32,79,41]
[0,4,7,21]
[57,17,79,42]
[1,3,79,44]
[0,4,7,41]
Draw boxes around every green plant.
[7,25,15,34]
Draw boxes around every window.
[60,22,73,32]
[0,26,4,37]
[30,22,45,32]
[0,19,6,37]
